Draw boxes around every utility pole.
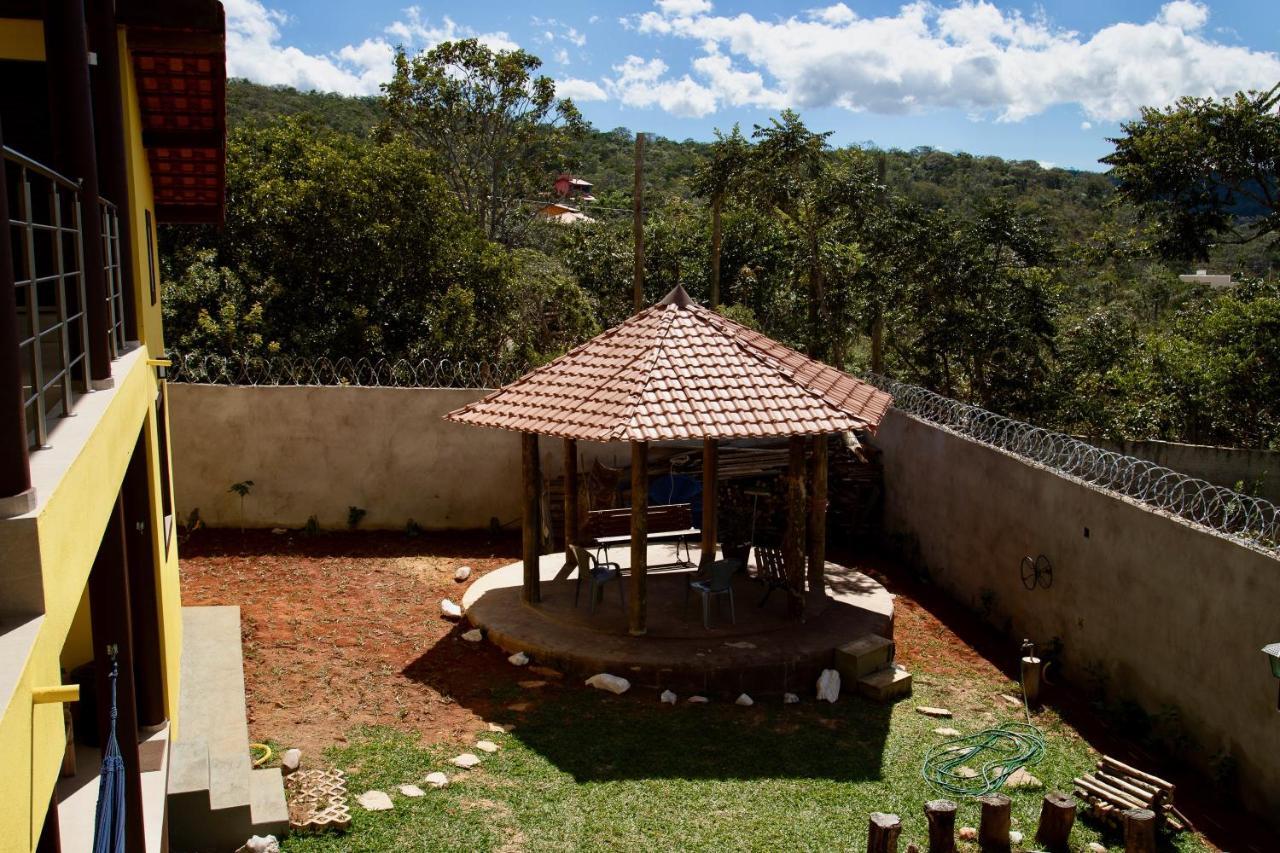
[871,151,887,374]
[633,132,645,311]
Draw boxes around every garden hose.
[250,742,273,767]
[921,642,1046,797]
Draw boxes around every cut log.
[1095,770,1159,805]
[867,812,902,853]
[1123,808,1157,853]
[1035,791,1076,851]
[977,794,1011,851]
[1100,757,1175,796]
[1075,775,1146,811]
[924,799,957,853]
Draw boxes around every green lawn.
[279,673,1209,852]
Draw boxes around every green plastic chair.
[572,545,625,615]
[684,558,739,629]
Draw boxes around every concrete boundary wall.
[1087,437,1280,504]
[168,384,620,531]
[873,409,1280,819]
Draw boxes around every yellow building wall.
[0,22,186,851]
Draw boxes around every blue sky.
[223,0,1280,171]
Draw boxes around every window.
[156,387,174,551]
[145,209,157,305]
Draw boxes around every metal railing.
[868,374,1280,556]
[101,198,125,358]
[7,146,92,449]
[166,352,526,389]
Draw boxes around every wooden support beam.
[629,441,648,635]
[563,438,579,573]
[867,812,902,853]
[783,436,807,618]
[700,438,718,567]
[806,434,828,597]
[88,497,145,851]
[1035,791,1076,852]
[978,793,1011,851]
[632,133,645,311]
[924,799,957,853]
[521,432,541,604]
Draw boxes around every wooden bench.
[585,503,699,570]
[754,546,801,606]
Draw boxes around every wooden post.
[0,117,34,515]
[783,436,807,617]
[629,441,648,634]
[871,307,884,374]
[521,432,541,604]
[563,438,579,572]
[710,193,723,308]
[1021,653,1042,708]
[633,132,645,312]
[806,434,828,597]
[88,497,146,850]
[1122,808,1157,853]
[45,0,112,384]
[924,799,957,853]
[1035,792,1076,851]
[978,794,1011,851]
[866,812,902,853]
[700,438,718,567]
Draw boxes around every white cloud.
[1080,120,1092,130]
[557,78,608,102]
[225,0,517,95]
[555,48,571,65]
[616,0,1280,122]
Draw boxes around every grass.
[280,673,1210,852]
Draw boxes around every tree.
[381,39,586,244]
[691,125,750,307]
[1103,84,1280,260]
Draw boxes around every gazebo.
[446,286,892,636]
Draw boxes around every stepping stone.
[441,599,463,620]
[450,753,481,769]
[735,693,754,706]
[933,727,962,737]
[835,634,895,682]
[1000,693,1022,707]
[398,784,425,797]
[1005,767,1042,789]
[462,629,482,642]
[916,706,953,718]
[688,695,709,703]
[955,766,978,779]
[508,652,529,666]
[454,566,472,582]
[475,740,499,753]
[517,680,548,689]
[660,690,677,704]
[783,693,800,704]
[857,667,912,702]
[424,772,449,789]
[529,666,563,678]
[487,722,514,733]
[507,703,530,713]
[357,790,394,811]
[285,768,351,832]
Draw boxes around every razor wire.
[866,373,1280,556]
[166,351,525,390]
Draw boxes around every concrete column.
[44,0,112,385]
[0,117,35,515]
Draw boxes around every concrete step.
[169,606,287,851]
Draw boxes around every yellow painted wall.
[0,23,186,851]
[0,18,44,61]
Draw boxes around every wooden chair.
[753,546,793,607]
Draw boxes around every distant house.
[1178,269,1235,288]
[537,201,595,225]
[554,173,595,202]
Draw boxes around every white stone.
[454,566,472,582]
[735,693,754,706]
[475,740,499,753]
[1005,767,1042,789]
[441,599,463,620]
[280,748,302,773]
[238,835,280,853]
[816,669,841,703]
[424,771,449,789]
[783,693,800,704]
[1087,844,1107,853]
[958,827,977,841]
[1009,831,1024,845]
[723,641,756,649]
[916,706,953,718]
[688,695,709,703]
[357,790,394,811]
[585,673,631,694]
[398,784,425,797]
[660,690,677,704]
[487,722,513,733]
[508,651,530,666]
[450,753,481,769]
[933,727,962,737]
[271,528,287,535]
[462,629,482,642]
[955,766,978,779]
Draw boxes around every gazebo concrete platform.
[462,545,894,696]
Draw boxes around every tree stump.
[1035,791,1076,851]
[977,794,1011,851]
[867,812,902,853]
[1123,808,1157,853]
[924,799,957,853]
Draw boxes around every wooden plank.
[629,441,648,635]
[521,432,541,604]
[1099,757,1175,796]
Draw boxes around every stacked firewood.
[1074,755,1188,832]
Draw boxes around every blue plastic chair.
[573,545,626,614]
[684,558,739,629]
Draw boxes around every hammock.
[92,650,126,853]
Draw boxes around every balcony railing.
[6,146,124,449]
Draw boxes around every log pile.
[1073,756,1187,833]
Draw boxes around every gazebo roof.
[445,286,893,442]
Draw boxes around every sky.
[222,0,1280,171]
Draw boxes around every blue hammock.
[92,652,126,853]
